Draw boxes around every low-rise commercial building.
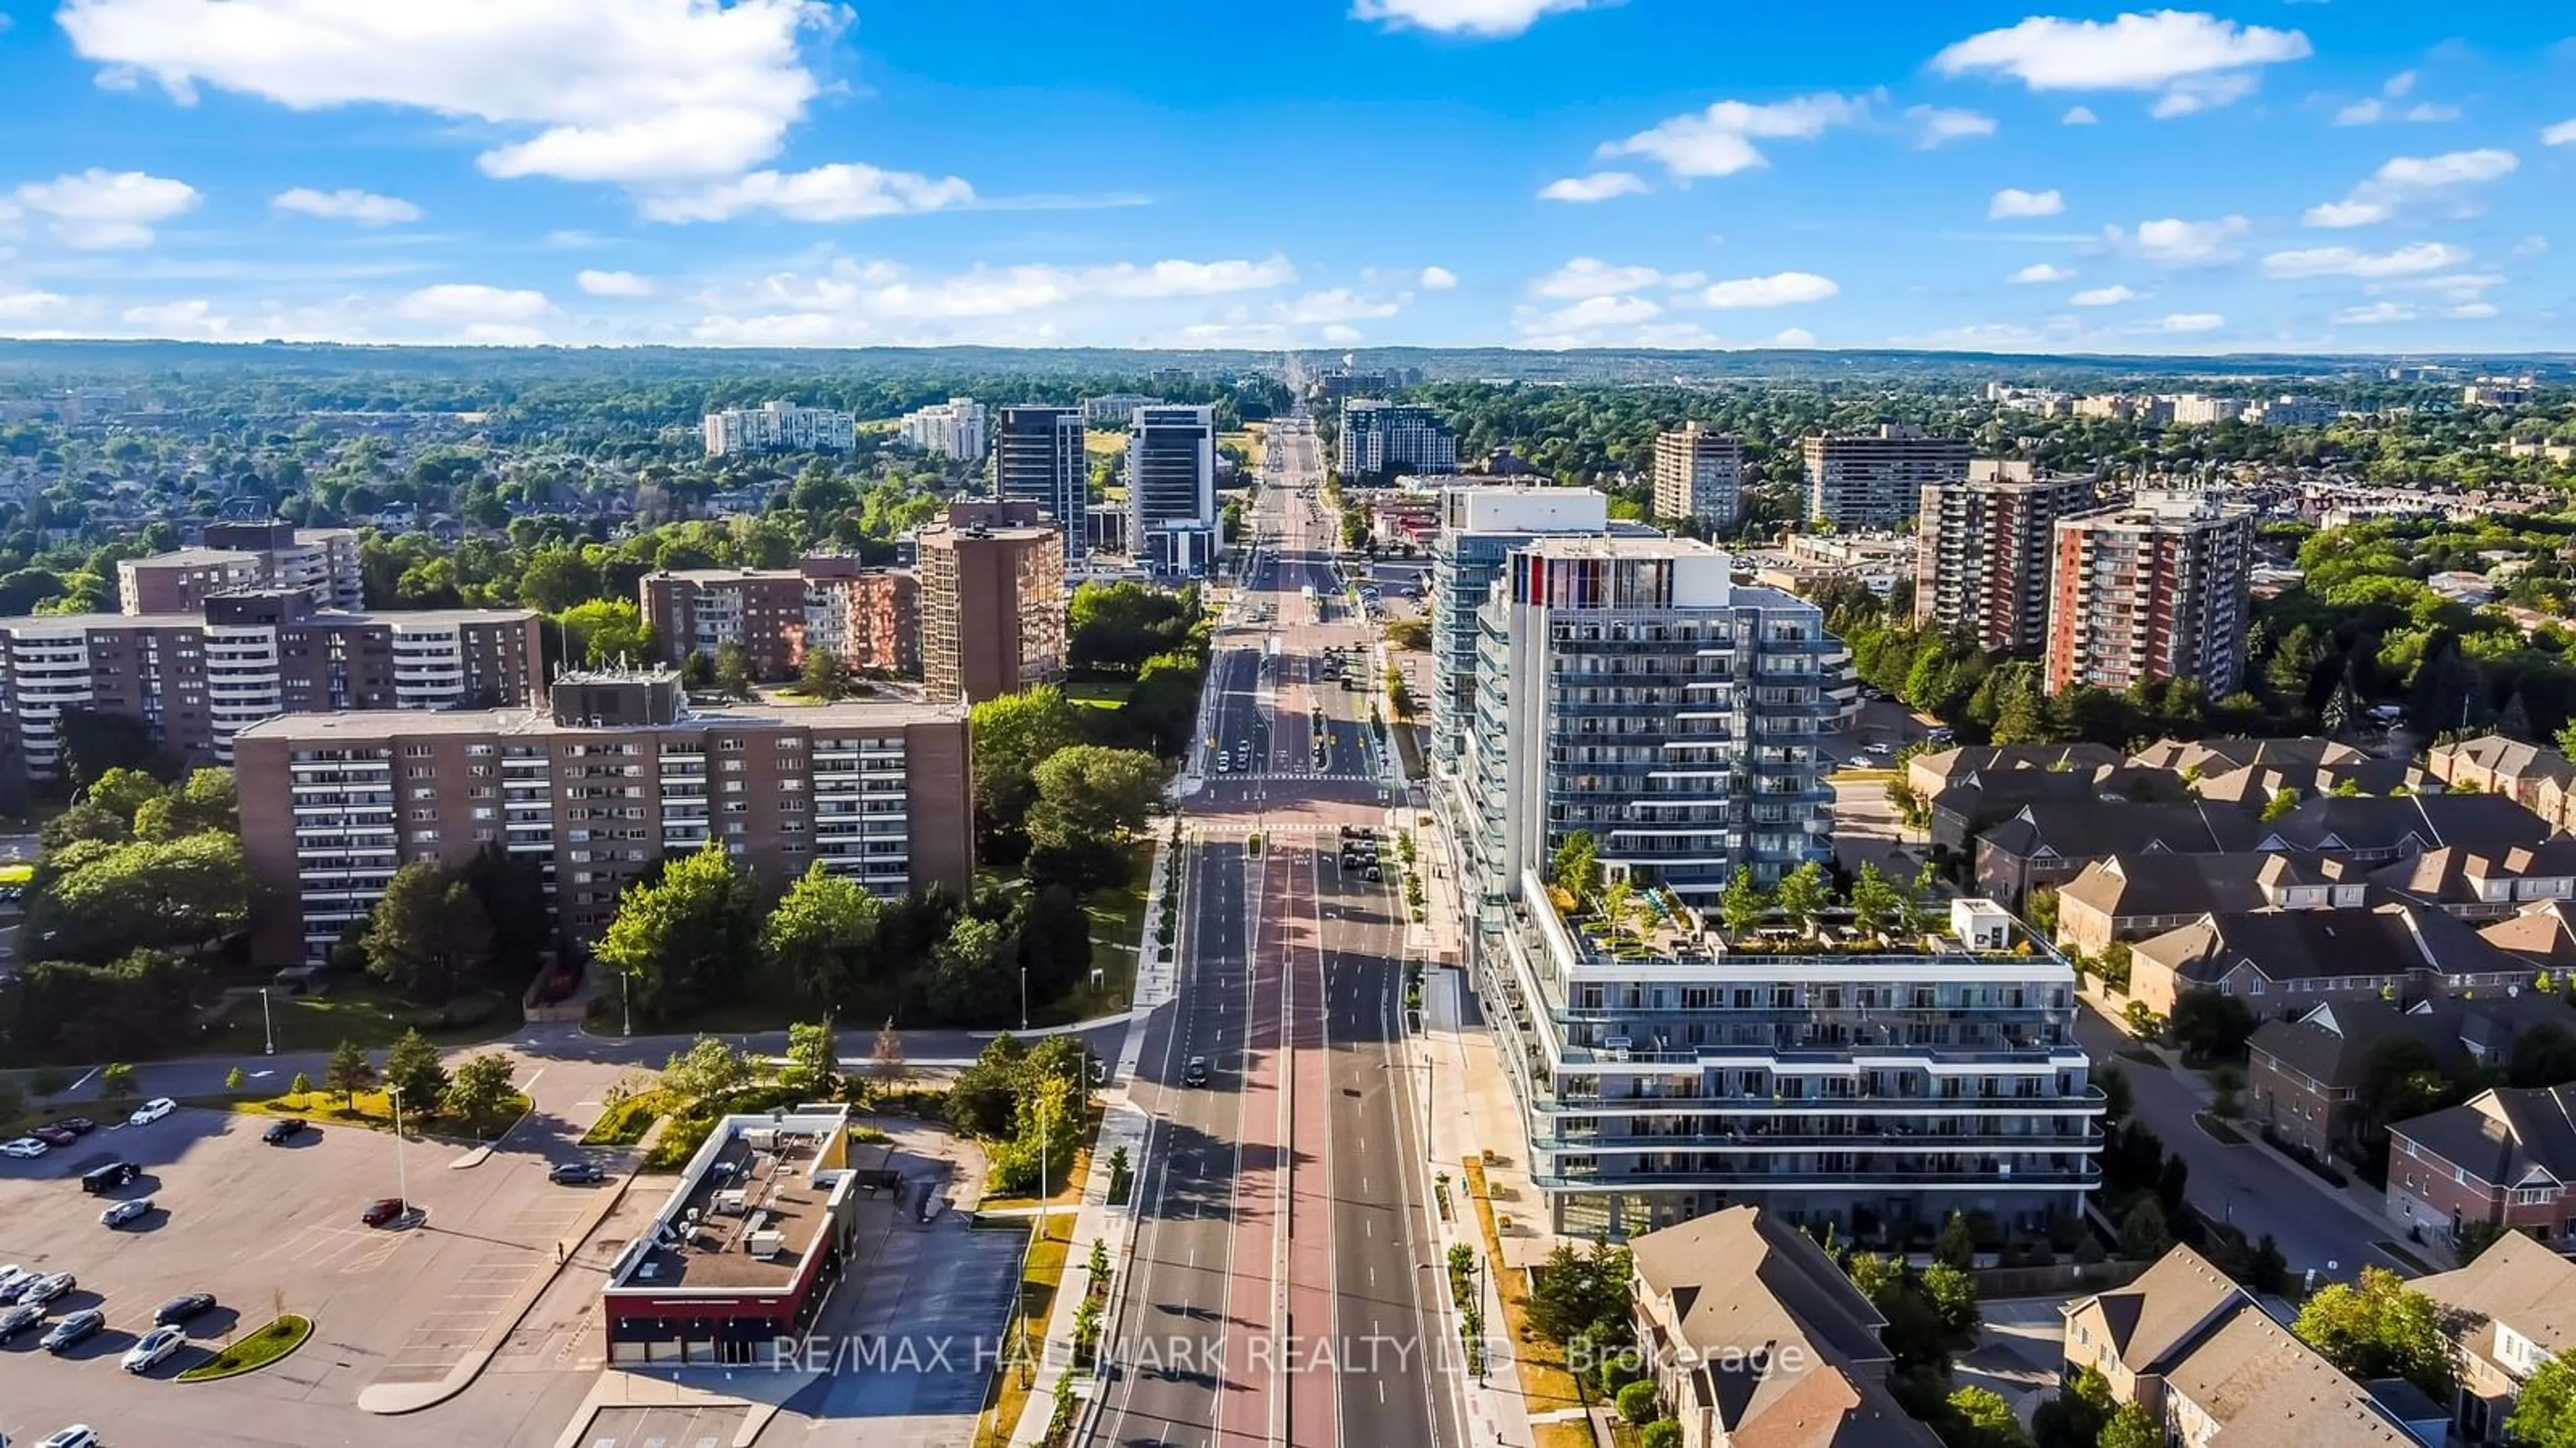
[233,669,973,962]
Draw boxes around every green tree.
[799,645,852,701]
[1550,832,1603,906]
[1847,862,1900,938]
[360,860,496,1005]
[441,1053,519,1127]
[1615,1381,1660,1425]
[968,686,1084,865]
[759,864,882,1010]
[2121,1198,2172,1260]
[382,1028,450,1112]
[2509,1023,2576,1088]
[1945,1385,2033,1448]
[1719,866,1770,937]
[2292,1265,2457,1398]
[134,767,238,839]
[2033,1367,2115,1448]
[1921,1261,1982,1340]
[594,844,760,1023]
[2097,1403,2161,1448]
[2507,1349,2576,1448]
[2167,988,2260,1064]
[785,1020,840,1095]
[1934,1210,1977,1270]
[2262,786,2302,821]
[98,1061,138,1109]
[1028,746,1164,850]
[86,766,166,824]
[714,639,755,699]
[559,598,651,667]
[659,1035,755,1108]
[223,1065,244,1092]
[34,831,250,960]
[325,1039,374,1107]
[872,1017,910,1092]
[1775,860,1830,936]
[289,1070,313,1096]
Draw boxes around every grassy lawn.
[1083,429,1127,458]
[202,1086,532,1143]
[973,1219,1071,1448]
[1220,428,1264,470]
[199,984,519,1058]
[583,1089,670,1146]
[0,862,32,886]
[178,1313,312,1382]
[1062,678,1134,710]
[977,1102,1102,1212]
[1028,840,1155,1027]
[1464,1159,1594,1448]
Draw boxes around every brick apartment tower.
[916,501,1068,706]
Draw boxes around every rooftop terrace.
[607,1106,854,1295]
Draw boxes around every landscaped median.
[1462,1159,1595,1448]
[973,1217,1070,1448]
[178,1312,312,1382]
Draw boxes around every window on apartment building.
[2513,1186,2555,1206]
[721,759,745,772]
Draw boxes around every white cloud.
[1774,327,1817,346]
[271,187,421,225]
[1701,272,1838,309]
[1511,293,1664,345]
[2545,119,2576,146]
[1989,187,2065,219]
[1273,288,1406,325]
[59,0,841,187]
[1319,323,1364,345]
[1530,257,1686,301]
[2304,147,2518,228]
[1907,105,1997,148]
[1349,0,1597,37]
[576,268,655,298]
[1599,93,1867,178]
[2399,272,2503,304]
[2008,262,2078,283]
[2106,215,2250,266]
[2515,234,2549,256]
[394,284,550,322]
[2262,241,2470,278]
[0,290,72,321]
[9,168,199,249]
[2447,302,2498,320]
[2304,200,2392,229]
[2060,105,2098,125]
[2332,301,2418,325]
[121,298,233,335]
[2335,99,2384,126]
[2404,104,2460,123]
[1537,170,1649,203]
[640,163,975,223]
[2384,70,2418,99]
[2144,312,2224,333]
[1417,265,1458,290]
[1931,12,2310,118]
[2071,285,2142,305]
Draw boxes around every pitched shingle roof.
[2248,999,2467,1089]
[2135,899,2517,990]
[1978,799,2267,864]
[2414,1228,2576,1361]
[2066,1244,2244,1374]
[2432,733,2576,786]
[2163,1308,2416,1448]
[2392,1086,2576,1189]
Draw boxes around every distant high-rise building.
[118,522,364,615]
[1338,400,1457,478]
[991,406,1089,562]
[1081,394,1167,427]
[640,558,917,680]
[2045,489,2256,699]
[2241,396,2340,427]
[1128,405,1217,577]
[1426,487,1615,782]
[915,502,1068,706]
[701,401,857,457]
[898,397,989,460]
[1914,462,2096,654]
[2167,395,2246,427]
[1802,425,1970,532]
[1651,423,1745,529]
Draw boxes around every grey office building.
[1128,405,1217,577]
[991,407,1088,563]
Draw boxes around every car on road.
[123,1325,186,1373]
[262,1118,309,1145]
[153,1292,215,1325]
[38,1429,99,1448]
[100,1196,154,1228]
[128,1096,176,1127]
[1215,752,1231,773]
[1182,1056,1210,1088]
[17,1272,72,1306]
[0,1302,42,1340]
[41,1310,103,1354]
[55,1117,95,1136]
[361,1197,411,1227]
[80,1161,139,1193]
[32,1125,77,1147]
[0,1265,28,1297]
[1,1137,48,1159]
[548,1161,606,1185]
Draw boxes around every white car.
[123,1324,186,1373]
[128,1097,176,1127]
[41,1429,99,1448]
[101,1196,154,1228]
[0,1265,27,1297]
[0,1137,46,1159]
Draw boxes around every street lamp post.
[260,986,275,1056]
[1020,967,1030,1035]
[389,1086,411,1210]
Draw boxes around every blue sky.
[0,0,2568,354]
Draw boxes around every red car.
[360,1198,410,1227]
[30,1125,76,1148]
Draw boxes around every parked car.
[123,1325,186,1372]
[41,1310,103,1354]
[38,1429,99,1448]
[100,1196,154,1228]
[17,1272,73,1306]
[361,1197,410,1227]
[55,1117,95,1136]
[153,1292,215,1325]
[0,1302,42,1341]
[262,1119,309,1145]
[1,1137,48,1159]
[0,1265,30,1298]
[547,1162,605,1186]
[127,1097,176,1127]
[80,1161,139,1194]
[32,1125,76,1147]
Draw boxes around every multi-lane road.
[1098,414,1459,1448]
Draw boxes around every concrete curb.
[356,1171,636,1415]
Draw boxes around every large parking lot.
[0,1104,609,1447]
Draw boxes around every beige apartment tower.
[1652,423,1746,530]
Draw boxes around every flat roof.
[125,547,262,568]
[608,1107,853,1295]
[234,694,965,741]
[0,606,540,632]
